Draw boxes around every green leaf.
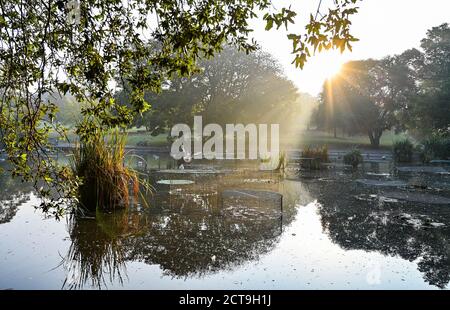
[265,18,273,31]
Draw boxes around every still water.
[0,155,449,290]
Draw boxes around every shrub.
[392,139,414,163]
[70,130,142,212]
[421,134,450,162]
[343,149,363,168]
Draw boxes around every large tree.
[319,56,416,147]
[404,23,450,135]
[119,46,300,134]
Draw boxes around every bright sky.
[250,0,450,96]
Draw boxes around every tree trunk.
[368,130,382,148]
[334,126,337,138]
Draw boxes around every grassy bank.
[50,128,410,150]
[125,131,169,147]
[284,130,411,150]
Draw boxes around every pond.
[0,157,450,289]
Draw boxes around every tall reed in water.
[70,130,140,211]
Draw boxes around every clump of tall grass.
[301,145,329,170]
[275,151,287,171]
[70,130,142,212]
[259,151,286,171]
[302,145,329,162]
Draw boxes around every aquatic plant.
[343,149,363,169]
[302,145,329,162]
[392,139,414,163]
[70,130,148,212]
[275,151,287,171]
[301,145,329,170]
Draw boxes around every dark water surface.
[1,157,449,289]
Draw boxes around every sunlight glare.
[314,51,345,79]
[294,50,346,94]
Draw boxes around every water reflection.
[62,211,137,289]
[0,164,33,224]
[2,157,450,289]
[61,172,299,288]
[305,168,450,289]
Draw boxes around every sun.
[323,58,344,79]
[297,50,346,93]
[314,50,345,79]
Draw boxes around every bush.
[392,139,414,163]
[420,134,450,162]
[343,149,363,168]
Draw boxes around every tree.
[40,92,82,127]
[0,0,362,215]
[319,57,416,147]
[403,23,450,135]
[133,75,206,136]
[119,46,300,135]
[198,46,300,128]
[319,60,377,141]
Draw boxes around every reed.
[301,145,329,162]
[301,145,329,170]
[70,130,142,212]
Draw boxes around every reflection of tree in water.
[0,167,34,224]
[124,197,284,278]
[309,178,450,289]
[123,181,292,277]
[62,176,301,287]
[0,194,30,224]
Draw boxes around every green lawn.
[125,132,169,147]
[284,130,411,150]
[125,129,410,149]
[49,127,410,150]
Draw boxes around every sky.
[250,0,450,96]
